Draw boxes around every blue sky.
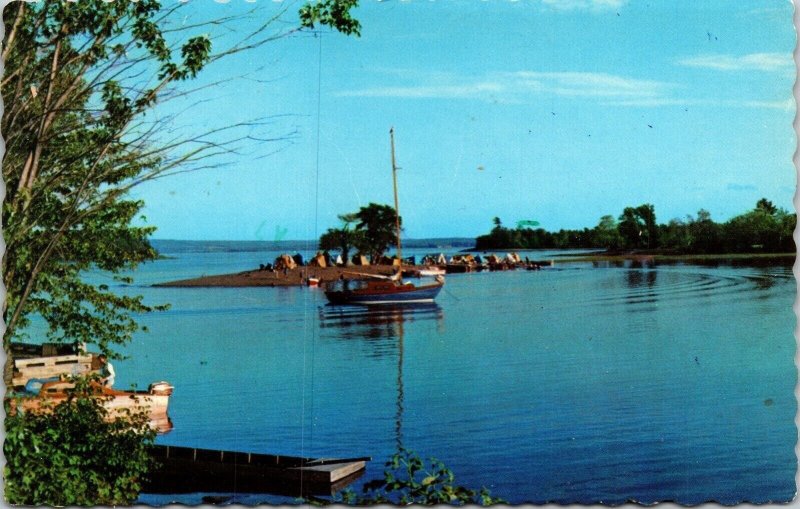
[133,0,796,240]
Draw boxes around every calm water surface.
[104,245,795,505]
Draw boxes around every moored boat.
[325,276,443,305]
[323,128,444,306]
[10,342,100,390]
[15,379,174,433]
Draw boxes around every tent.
[274,254,297,270]
[352,254,369,266]
[506,252,521,264]
[335,254,344,266]
[308,252,327,268]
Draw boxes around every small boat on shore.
[15,379,174,433]
[401,266,446,278]
[324,128,444,306]
[10,342,99,390]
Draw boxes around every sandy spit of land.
[154,265,398,287]
[153,252,794,288]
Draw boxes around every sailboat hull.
[325,282,443,305]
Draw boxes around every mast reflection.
[318,303,444,451]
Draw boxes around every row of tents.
[268,251,535,271]
[271,252,370,271]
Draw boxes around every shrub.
[333,448,505,506]
[4,376,156,505]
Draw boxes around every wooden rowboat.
[10,342,100,390]
[16,380,174,434]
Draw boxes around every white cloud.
[540,0,627,11]
[337,69,792,111]
[739,98,795,110]
[335,70,672,103]
[677,53,794,72]
[336,82,505,100]
[507,71,667,98]
[607,97,795,110]
[740,6,792,21]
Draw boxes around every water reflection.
[318,303,444,342]
[622,268,659,310]
[592,258,656,269]
[624,269,658,289]
[318,304,443,451]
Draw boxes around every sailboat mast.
[390,127,402,266]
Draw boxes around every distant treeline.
[475,199,796,254]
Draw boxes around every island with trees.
[475,199,795,259]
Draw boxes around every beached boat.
[418,267,446,277]
[10,342,100,390]
[324,128,444,305]
[402,266,446,278]
[16,379,174,433]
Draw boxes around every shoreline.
[153,252,794,288]
[154,265,397,288]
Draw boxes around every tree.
[659,218,692,252]
[318,213,363,263]
[2,0,360,384]
[2,0,361,503]
[617,207,643,249]
[617,204,657,250]
[721,199,794,253]
[756,198,778,215]
[353,203,400,263]
[594,215,622,250]
[688,209,721,254]
[4,377,156,505]
[774,208,797,252]
[475,216,513,250]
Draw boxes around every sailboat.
[324,128,444,305]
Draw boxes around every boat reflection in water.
[319,303,443,341]
[319,303,443,450]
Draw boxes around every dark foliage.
[475,199,795,254]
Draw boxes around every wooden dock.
[144,445,369,497]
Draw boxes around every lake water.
[91,243,795,505]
